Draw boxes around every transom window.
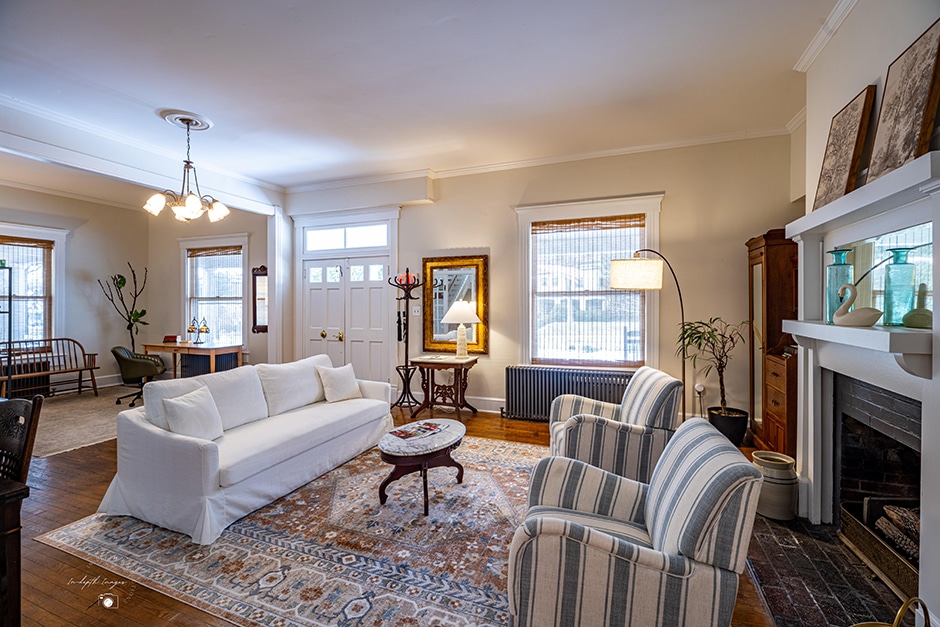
[305,223,388,252]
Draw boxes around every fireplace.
[834,373,921,599]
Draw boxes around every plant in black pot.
[676,316,749,445]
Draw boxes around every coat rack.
[388,268,430,408]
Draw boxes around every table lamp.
[441,300,480,358]
[610,249,686,419]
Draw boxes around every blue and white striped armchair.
[549,366,683,483]
[509,417,763,627]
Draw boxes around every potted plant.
[676,316,749,445]
[99,262,149,352]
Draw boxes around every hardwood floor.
[20,406,774,626]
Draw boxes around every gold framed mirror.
[251,266,268,334]
[423,255,488,354]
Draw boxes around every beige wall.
[146,207,270,365]
[398,135,801,413]
[0,187,149,382]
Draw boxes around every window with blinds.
[531,214,646,367]
[186,245,243,346]
[0,235,53,342]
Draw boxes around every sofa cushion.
[316,363,363,402]
[217,397,388,487]
[162,385,224,441]
[143,365,268,432]
[256,354,331,415]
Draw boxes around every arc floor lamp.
[610,249,686,420]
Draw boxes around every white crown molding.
[787,107,807,133]
[0,176,141,211]
[289,169,437,193]
[793,0,857,73]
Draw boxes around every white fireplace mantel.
[783,151,940,541]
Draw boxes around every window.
[182,237,246,346]
[516,196,662,368]
[0,234,56,342]
[305,223,388,252]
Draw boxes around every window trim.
[179,233,249,347]
[513,195,663,367]
[0,222,67,338]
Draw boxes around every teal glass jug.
[883,248,916,326]
[825,249,853,324]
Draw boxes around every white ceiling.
[0,0,838,211]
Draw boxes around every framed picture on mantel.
[813,85,876,211]
[867,17,940,183]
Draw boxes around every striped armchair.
[509,418,763,627]
[549,366,683,483]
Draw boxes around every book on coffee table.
[390,422,444,440]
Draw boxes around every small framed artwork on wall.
[813,85,876,210]
[867,17,940,183]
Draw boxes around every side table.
[409,354,479,420]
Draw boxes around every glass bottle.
[825,249,853,324]
[883,248,916,326]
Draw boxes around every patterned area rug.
[37,436,548,626]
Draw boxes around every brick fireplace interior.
[833,372,921,599]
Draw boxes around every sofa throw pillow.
[162,385,224,441]
[256,354,331,415]
[316,363,363,402]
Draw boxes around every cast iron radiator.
[1,361,51,398]
[502,366,632,422]
[180,353,240,377]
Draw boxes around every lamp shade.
[610,258,663,290]
[441,299,481,324]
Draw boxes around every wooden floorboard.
[20,405,774,626]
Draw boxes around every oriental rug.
[37,436,548,626]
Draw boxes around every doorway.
[303,256,390,382]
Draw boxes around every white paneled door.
[303,257,389,382]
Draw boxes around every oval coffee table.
[378,418,466,516]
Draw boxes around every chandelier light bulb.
[144,193,166,216]
[208,200,230,222]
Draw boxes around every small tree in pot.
[676,316,749,444]
[99,263,149,353]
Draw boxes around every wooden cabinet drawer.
[765,355,788,392]
[765,384,788,419]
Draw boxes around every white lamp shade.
[441,299,481,324]
[610,258,663,290]
[143,193,166,216]
[208,200,230,222]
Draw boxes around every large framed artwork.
[813,85,876,210]
[867,17,940,183]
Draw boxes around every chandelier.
[143,111,230,223]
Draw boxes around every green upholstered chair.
[111,346,166,407]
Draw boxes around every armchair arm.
[358,379,391,403]
[509,516,738,627]
[562,414,673,483]
[549,394,620,425]
[528,456,647,523]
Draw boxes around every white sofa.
[97,354,393,544]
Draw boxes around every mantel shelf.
[782,320,932,378]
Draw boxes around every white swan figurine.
[833,283,882,327]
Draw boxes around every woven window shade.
[187,245,244,346]
[530,213,646,367]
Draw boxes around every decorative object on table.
[813,85,876,210]
[751,450,797,520]
[825,248,854,324]
[98,262,148,352]
[902,283,932,328]
[387,267,427,408]
[142,110,230,222]
[883,247,916,326]
[832,284,882,327]
[867,17,940,183]
[187,317,209,344]
[850,596,931,627]
[422,255,489,355]
[610,249,687,419]
[676,317,749,444]
[440,299,481,358]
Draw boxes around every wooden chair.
[0,395,43,484]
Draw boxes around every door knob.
[335,331,345,341]
[320,330,327,338]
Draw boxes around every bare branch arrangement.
[98,262,149,352]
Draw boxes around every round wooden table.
[378,419,466,515]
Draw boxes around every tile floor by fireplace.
[748,515,914,627]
